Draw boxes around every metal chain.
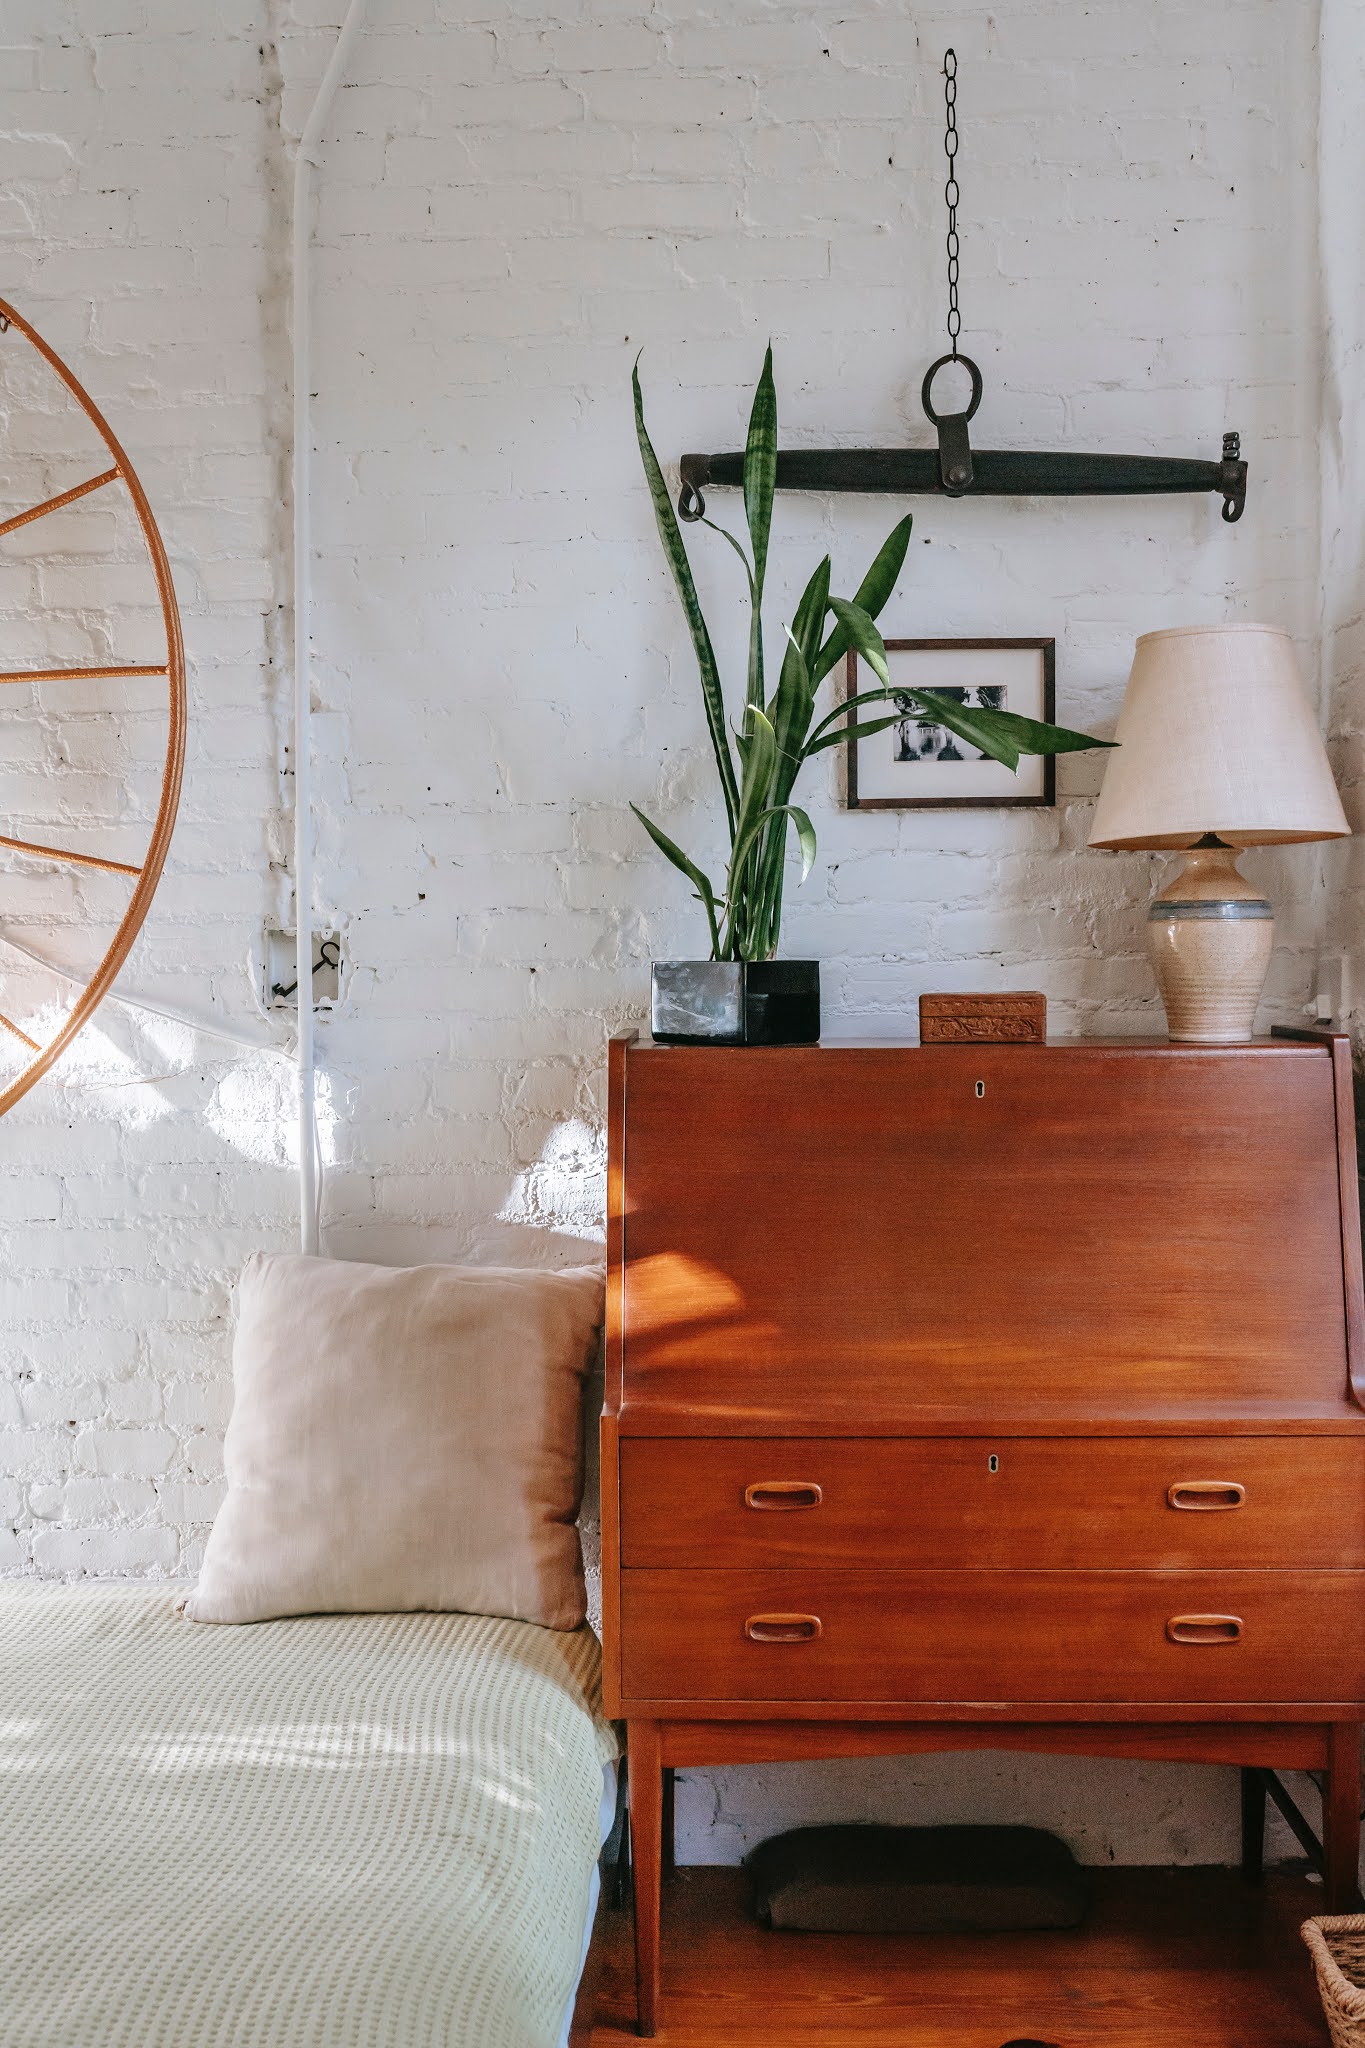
[943,48,960,356]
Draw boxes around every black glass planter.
[650,960,820,1046]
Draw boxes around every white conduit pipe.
[292,1,369,1254]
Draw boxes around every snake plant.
[632,348,1110,962]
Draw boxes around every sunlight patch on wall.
[21,1004,176,1130]
[205,1062,340,1171]
[499,1117,607,1243]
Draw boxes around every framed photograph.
[844,637,1057,810]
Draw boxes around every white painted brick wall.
[1320,0,1365,1050]
[0,0,1344,1869]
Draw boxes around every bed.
[0,1584,618,2048]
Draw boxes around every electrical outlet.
[1311,951,1349,1028]
[264,929,343,1011]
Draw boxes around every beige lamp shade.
[1089,623,1350,850]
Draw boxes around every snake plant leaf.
[947,704,1118,756]
[826,596,892,690]
[741,348,777,714]
[762,567,833,941]
[851,511,914,621]
[786,803,817,883]
[906,688,1021,769]
[794,553,833,684]
[722,708,781,959]
[771,628,812,757]
[812,514,913,683]
[732,705,779,841]
[729,802,818,892]
[747,603,765,715]
[751,604,827,965]
[744,344,777,603]
[804,685,910,750]
[700,516,756,598]
[727,705,781,941]
[803,712,907,757]
[906,691,1116,774]
[703,506,761,718]
[771,557,831,751]
[629,804,723,957]
[632,358,739,833]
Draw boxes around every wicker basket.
[1303,1916,1365,2047]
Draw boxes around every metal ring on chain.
[921,350,983,426]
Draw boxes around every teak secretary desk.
[600,1029,1365,2035]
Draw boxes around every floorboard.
[584,1866,1331,2045]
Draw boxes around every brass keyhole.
[975,1080,985,1099]
[988,1454,999,1474]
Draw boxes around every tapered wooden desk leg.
[1240,1767,1266,1883]
[1325,1723,1363,1910]
[661,1766,676,1877]
[629,1720,663,2037]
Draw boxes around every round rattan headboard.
[0,295,186,1116]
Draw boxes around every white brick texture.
[0,0,1348,1867]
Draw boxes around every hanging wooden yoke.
[678,51,1249,529]
[678,416,1248,525]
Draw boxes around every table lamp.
[1089,624,1349,1042]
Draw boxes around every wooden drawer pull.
[1168,1480,1246,1511]
[744,1613,822,1644]
[744,1481,823,1511]
[1167,1613,1243,1645]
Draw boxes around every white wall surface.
[1320,0,1365,1026]
[0,0,1348,1868]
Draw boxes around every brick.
[154,1478,225,1524]
[31,1525,180,1575]
[74,1428,180,1479]
[0,1430,68,1479]
[163,1379,233,1428]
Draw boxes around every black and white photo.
[844,638,1057,809]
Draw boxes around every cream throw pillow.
[185,1252,604,1629]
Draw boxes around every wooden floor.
[579,1866,1331,2046]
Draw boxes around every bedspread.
[0,1585,617,2048]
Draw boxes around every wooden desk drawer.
[618,1437,1365,1571]
[619,1569,1365,1704]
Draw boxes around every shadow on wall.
[0,1001,342,1177]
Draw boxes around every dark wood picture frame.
[844,636,1057,811]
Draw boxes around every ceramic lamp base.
[1147,842,1273,1043]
